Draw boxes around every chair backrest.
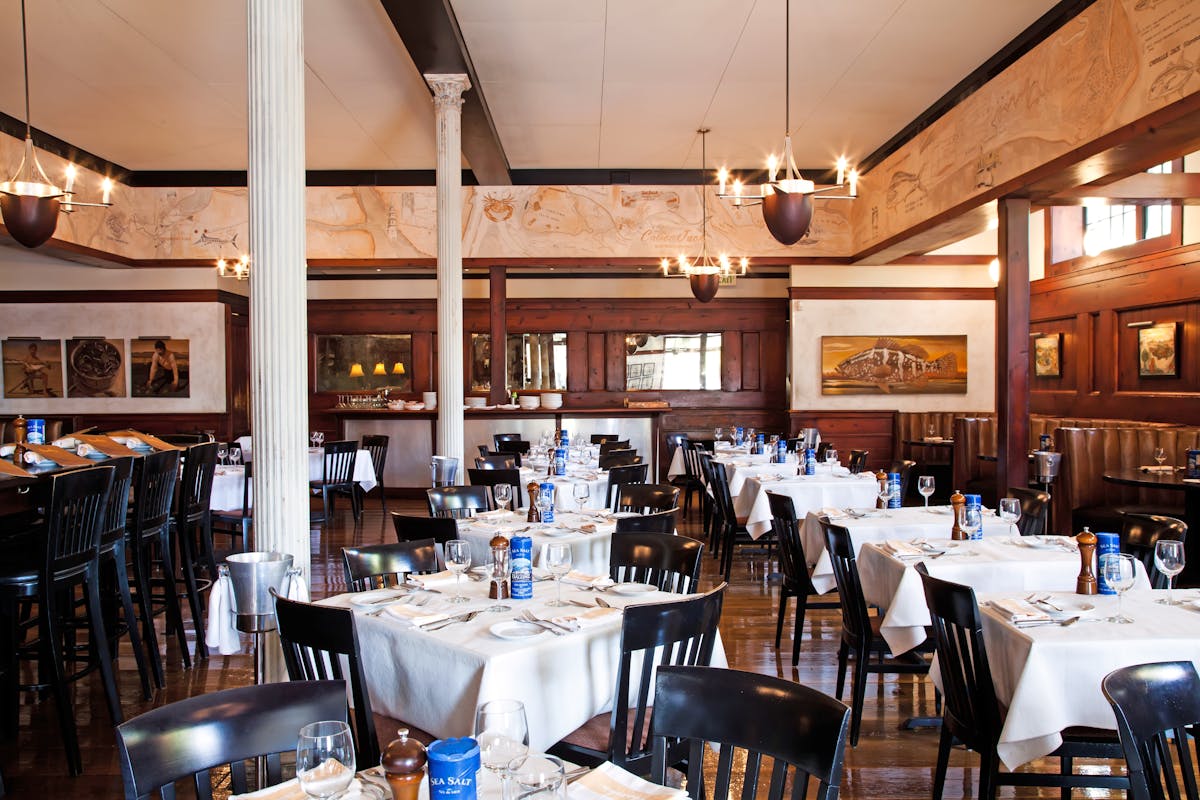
[474,454,517,470]
[100,456,136,550]
[132,449,181,541]
[767,492,816,595]
[848,449,870,475]
[815,442,832,461]
[599,440,631,454]
[477,444,491,457]
[606,462,649,508]
[888,459,917,503]
[615,483,679,515]
[115,680,349,800]
[158,433,207,445]
[650,665,850,800]
[361,434,389,480]
[599,450,642,470]
[681,442,706,483]
[494,440,529,459]
[786,437,803,453]
[819,518,874,650]
[606,583,727,774]
[593,433,623,445]
[274,594,380,766]
[702,454,736,526]
[45,465,114,579]
[1122,513,1187,589]
[614,509,676,535]
[178,441,218,522]
[238,460,254,517]
[467,468,524,509]
[392,513,459,545]
[427,485,494,518]
[342,540,440,591]
[664,433,688,459]
[1007,486,1050,536]
[321,440,358,484]
[494,432,523,446]
[609,532,702,593]
[914,563,1002,752]
[1102,661,1200,800]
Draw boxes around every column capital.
[425,73,471,112]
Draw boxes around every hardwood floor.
[0,499,1122,799]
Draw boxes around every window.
[1082,160,1173,256]
[625,333,722,390]
[469,333,568,392]
[314,334,412,392]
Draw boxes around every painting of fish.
[821,335,968,395]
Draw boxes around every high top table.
[1103,468,1200,585]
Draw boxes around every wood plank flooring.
[0,499,1124,798]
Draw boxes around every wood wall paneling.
[587,333,605,392]
[741,332,761,392]
[788,411,896,472]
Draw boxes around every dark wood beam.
[488,266,507,404]
[379,0,510,186]
[995,197,1031,500]
[1042,172,1200,205]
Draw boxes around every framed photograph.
[131,338,191,397]
[1138,323,1178,377]
[1033,333,1062,377]
[2,338,64,398]
[65,338,127,398]
[820,335,967,395]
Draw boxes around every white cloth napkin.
[407,570,459,589]
[561,570,615,589]
[230,777,368,800]
[0,445,13,457]
[22,451,51,465]
[383,603,450,628]
[286,570,310,602]
[205,573,241,655]
[1140,465,1173,473]
[550,606,622,630]
[475,509,512,520]
[989,598,1051,627]
[52,436,78,449]
[883,540,926,559]
[570,761,687,800]
[76,443,97,457]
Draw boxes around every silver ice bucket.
[1033,450,1062,484]
[227,551,294,633]
[431,456,459,487]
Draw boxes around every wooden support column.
[996,197,1031,500]
[489,266,507,404]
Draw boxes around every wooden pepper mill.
[1076,527,1098,595]
[11,414,27,464]
[875,469,888,509]
[950,488,967,540]
[526,481,541,523]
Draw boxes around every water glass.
[296,720,355,799]
[217,445,228,465]
[1100,552,1137,623]
[228,448,242,466]
[445,539,471,604]
[1154,539,1185,605]
[572,482,590,512]
[713,427,723,443]
[494,483,512,513]
[507,754,565,800]
[475,700,529,775]
[998,497,1021,535]
[1154,447,1167,467]
[877,485,892,517]
[917,476,935,509]
[544,542,572,608]
[825,448,838,466]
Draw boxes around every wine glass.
[917,476,935,510]
[228,448,242,466]
[216,445,228,466]
[713,426,723,444]
[998,497,1022,536]
[296,720,355,800]
[961,504,983,540]
[927,423,937,439]
[544,542,572,608]
[1100,552,1137,623]
[1154,539,1185,605]
[445,539,471,604]
[825,448,838,467]
[536,489,554,524]
[507,754,565,800]
[310,431,321,448]
[1154,447,1167,468]
[494,483,512,513]
[474,700,530,775]
[572,482,590,513]
[877,484,892,517]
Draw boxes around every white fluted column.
[426,74,470,479]
[248,0,309,586]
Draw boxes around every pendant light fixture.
[0,0,113,248]
[716,0,857,245]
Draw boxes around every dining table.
[209,447,377,512]
[453,509,623,575]
[318,576,726,751]
[739,472,879,539]
[1103,467,1200,584]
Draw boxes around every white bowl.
[541,397,562,409]
[465,397,486,408]
[518,396,540,408]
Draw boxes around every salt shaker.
[1075,527,1097,595]
[381,728,427,800]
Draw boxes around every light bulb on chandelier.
[216,254,251,281]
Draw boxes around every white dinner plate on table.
[926,506,953,515]
[611,583,657,596]
[1018,536,1071,550]
[348,589,407,607]
[490,621,545,640]
[539,527,576,538]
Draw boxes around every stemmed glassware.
[917,476,935,510]
[217,444,228,466]
[536,489,554,524]
[998,497,1022,536]
[474,700,530,777]
[228,448,242,467]
[507,754,566,800]
[311,431,325,449]
[573,482,590,513]
[877,483,892,518]
[825,448,838,467]
[1154,447,1168,468]
[961,504,983,540]
[494,483,512,513]
[713,427,723,444]
[1154,539,1185,605]
[296,721,356,800]
[544,542,572,608]
[1100,552,1137,623]
[445,539,471,604]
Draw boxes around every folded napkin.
[562,570,615,589]
[550,606,622,630]
[22,451,51,465]
[76,443,97,457]
[285,570,310,602]
[882,540,926,559]
[231,776,369,800]
[111,436,144,449]
[383,603,450,628]
[988,598,1051,627]
[407,570,460,589]
[1140,465,1174,473]
[52,437,78,449]
[571,761,687,800]
[0,445,13,457]
[475,509,513,520]
[205,573,241,655]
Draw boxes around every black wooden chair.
[767,492,838,666]
[598,450,642,470]
[1121,513,1187,588]
[821,518,930,746]
[212,460,252,555]
[1103,661,1200,800]
[848,449,870,474]
[354,434,389,515]
[917,564,1126,799]
[614,483,679,515]
[493,432,524,449]
[342,540,440,591]
[676,441,708,521]
[311,440,359,523]
[427,485,493,518]
[475,454,517,470]
[0,465,119,777]
[591,433,621,444]
[703,454,754,580]
[599,440,631,454]
[816,442,832,461]
[608,532,702,593]
[649,665,850,800]
[1007,486,1051,536]
[115,680,348,800]
[605,462,648,510]
[549,583,727,777]
[158,433,207,445]
[614,509,676,535]
[392,513,459,547]
[468,467,524,509]
[174,441,219,661]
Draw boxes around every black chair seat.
[1074,505,1186,533]
[0,560,38,588]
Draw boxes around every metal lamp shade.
[761,190,813,246]
[0,191,60,248]
[688,271,720,302]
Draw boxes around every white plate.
[490,621,546,640]
[497,404,520,410]
[1020,537,1067,550]
[538,526,576,538]
[926,506,953,515]
[348,589,406,608]
[611,582,657,596]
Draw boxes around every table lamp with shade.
[373,362,387,376]
[348,362,365,378]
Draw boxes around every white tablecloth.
[517,467,610,511]
[209,448,377,511]
[976,589,1200,769]
[799,506,1014,593]
[454,509,618,575]
[740,473,879,539]
[859,536,1151,655]
[319,580,726,751]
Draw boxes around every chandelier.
[216,254,251,281]
[715,0,857,246]
[661,129,748,303]
[0,0,113,249]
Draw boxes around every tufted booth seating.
[1055,426,1200,535]
[894,412,993,463]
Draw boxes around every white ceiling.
[0,0,1059,174]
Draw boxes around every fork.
[519,610,571,634]
[422,610,482,631]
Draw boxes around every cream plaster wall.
[790,263,994,287]
[305,274,788,300]
[0,243,230,291]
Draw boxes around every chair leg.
[1059,756,1073,800]
[110,544,152,700]
[1,600,19,739]
[978,748,999,800]
[129,541,165,688]
[931,724,953,800]
[176,523,209,661]
[835,640,849,700]
[157,530,192,670]
[774,592,788,650]
[84,571,123,725]
[849,644,869,746]
[40,601,81,776]
[792,595,808,666]
[378,480,388,516]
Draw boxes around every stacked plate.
[518,395,540,409]
[541,392,563,409]
[465,397,487,408]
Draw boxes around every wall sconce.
[988,258,1000,283]
[392,362,406,375]
[348,362,365,378]
[373,362,387,376]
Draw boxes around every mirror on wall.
[469,333,568,392]
[314,334,413,392]
[469,333,491,392]
[625,333,722,390]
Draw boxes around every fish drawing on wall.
[821,336,968,395]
